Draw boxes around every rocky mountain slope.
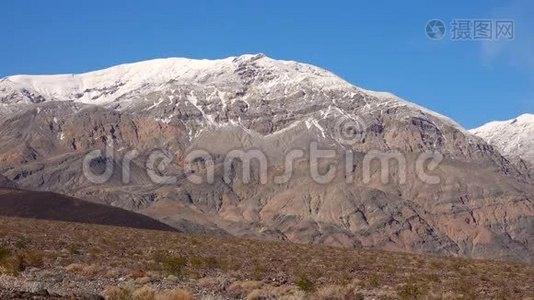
[0,54,532,262]
[470,113,534,165]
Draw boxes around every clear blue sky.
[1,0,532,128]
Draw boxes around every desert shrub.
[426,273,440,282]
[132,285,156,300]
[153,252,187,276]
[453,277,477,299]
[314,284,356,299]
[188,256,220,269]
[366,274,381,288]
[397,284,425,300]
[22,250,45,268]
[155,288,193,300]
[65,263,84,272]
[0,255,24,275]
[246,289,269,300]
[129,269,147,279]
[0,246,11,261]
[0,246,24,275]
[79,264,99,277]
[65,243,81,254]
[14,239,28,249]
[196,274,230,292]
[103,286,132,300]
[228,281,264,297]
[252,265,267,280]
[204,256,220,269]
[353,292,365,300]
[429,260,445,270]
[295,275,314,292]
[189,257,203,268]
[65,263,99,277]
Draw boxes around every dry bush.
[129,269,147,279]
[153,252,187,276]
[244,285,307,300]
[228,280,264,296]
[199,296,225,300]
[313,284,357,300]
[81,264,99,277]
[105,268,123,278]
[103,286,132,300]
[155,288,193,300]
[14,238,29,249]
[65,263,99,277]
[279,292,306,300]
[65,243,81,254]
[132,285,156,300]
[65,263,83,272]
[0,246,27,275]
[245,289,267,300]
[0,246,11,261]
[196,274,231,292]
[295,274,315,292]
[135,276,152,284]
[22,250,45,268]
[189,256,203,268]
[252,265,267,280]
[0,254,24,275]
[396,283,426,300]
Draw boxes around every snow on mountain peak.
[515,113,534,123]
[0,54,476,138]
[470,113,534,163]
[1,54,350,105]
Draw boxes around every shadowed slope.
[0,188,176,232]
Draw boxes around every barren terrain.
[0,216,532,299]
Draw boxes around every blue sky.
[1,0,532,128]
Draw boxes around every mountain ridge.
[0,54,474,134]
[0,54,532,262]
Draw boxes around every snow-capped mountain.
[0,54,350,105]
[0,54,533,262]
[0,54,476,152]
[471,114,534,164]
[0,54,465,132]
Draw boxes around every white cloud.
[480,0,534,69]
[480,0,534,110]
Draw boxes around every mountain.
[470,113,534,165]
[0,54,532,262]
[0,188,176,231]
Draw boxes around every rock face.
[0,54,532,262]
[471,114,534,165]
